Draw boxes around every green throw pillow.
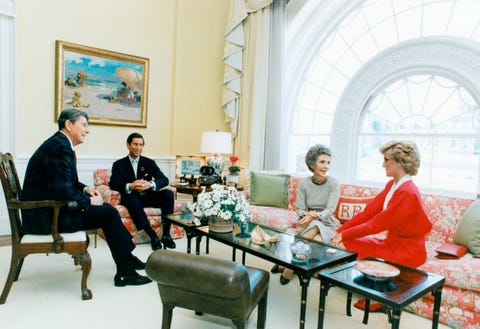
[249,172,290,209]
[454,198,480,257]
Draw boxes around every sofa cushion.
[334,196,376,223]
[421,241,480,293]
[454,198,480,257]
[249,206,298,232]
[249,172,290,209]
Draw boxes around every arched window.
[285,0,480,196]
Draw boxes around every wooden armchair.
[0,152,92,304]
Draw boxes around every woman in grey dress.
[272,144,341,285]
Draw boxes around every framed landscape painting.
[55,40,149,127]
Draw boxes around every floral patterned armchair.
[93,169,183,244]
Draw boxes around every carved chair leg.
[72,252,92,300]
[14,257,25,281]
[162,304,174,329]
[0,254,23,304]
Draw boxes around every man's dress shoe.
[114,272,152,287]
[161,236,176,249]
[151,237,162,250]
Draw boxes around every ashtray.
[354,260,400,282]
[290,241,311,264]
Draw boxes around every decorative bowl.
[290,241,311,264]
[354,260,400,282]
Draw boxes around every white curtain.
[222,0,273,170]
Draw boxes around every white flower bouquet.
[187,184,251,223]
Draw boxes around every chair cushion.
[249,172,290,209]
[21,231,87,243]
[454,198,480,257]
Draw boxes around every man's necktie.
[131,159,138,177]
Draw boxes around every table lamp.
[200,130,232,177]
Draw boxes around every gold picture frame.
[175,155,206,178]
[55,40,149,127]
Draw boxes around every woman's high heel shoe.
[280,275,291,285]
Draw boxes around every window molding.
[330,37,480,192]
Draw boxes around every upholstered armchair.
[92,169,183,244]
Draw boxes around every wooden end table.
[317,257,445,329]
[171,183,243,202]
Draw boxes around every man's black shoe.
[151,237,162,250]
[161,236,176,249]
[128,256,146,270]
[114,272,152,287]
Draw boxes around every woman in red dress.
[331,140,431,268]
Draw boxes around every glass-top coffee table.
[165,213,209,254]
[317,257,445,329]
[193,218,357,329]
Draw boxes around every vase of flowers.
[228,156,241,185]
[187,184,250,233]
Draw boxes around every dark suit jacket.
[21,131,91,234]
[109,155,169,199]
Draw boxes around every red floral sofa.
[93,169,183,244]
[246,174,478,329]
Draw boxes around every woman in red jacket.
[331,140,431,267]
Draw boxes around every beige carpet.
[0,234,451,329]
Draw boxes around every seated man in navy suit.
[21,109,151,287]
[110,133,176,250]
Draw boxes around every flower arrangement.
[187,184,251,222]
[228,155,241,174]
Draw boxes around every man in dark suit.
[21,109,151,287]
[109,132,176,250]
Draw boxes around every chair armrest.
[96,185,121,206]
[8,199,71,251]
[7,199,68,210]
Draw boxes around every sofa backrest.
[420,193,474,244]
[337,183,475,244]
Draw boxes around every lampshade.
[200,131,232,155]
[200,131,232,179]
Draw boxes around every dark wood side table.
[317,257,445,329]
[171,183,244,202]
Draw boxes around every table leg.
[195,235,202,255]
[185,229,193,254]
[242,251,246,265]
[317,280,332,329]
[232,247,236,261]
[298,274,312,329]
[431,287,443,329]
[363,299,370,324]
[346,291,352,316]
[390,309,402,329]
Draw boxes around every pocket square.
[435,243,467,259]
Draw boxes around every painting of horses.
[55,40,149,127]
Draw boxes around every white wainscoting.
[0,155,177,235]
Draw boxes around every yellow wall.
[17,0,229,158]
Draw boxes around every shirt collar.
[59,130,74,150]
[129,155,140,163]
